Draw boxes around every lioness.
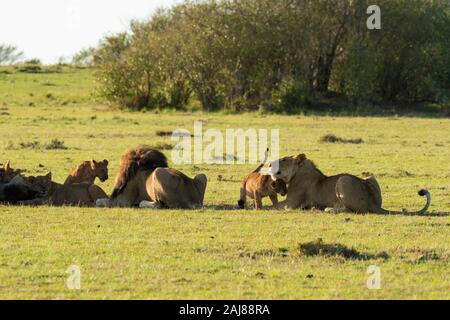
[0,161,21,183]
[0,175,39,204]
[64,159,109,185]
[21,172,109,207]
[268,154,431,214]
[238,149,287,209]
[140,168,207,209]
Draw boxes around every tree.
[335,0,450,103]
[93,0,450,112]
[72,47,96,66]
[0,44,23,65]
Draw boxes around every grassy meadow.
[0,67,449,299]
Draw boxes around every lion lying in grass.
[0,161,21,183]
[96,145,207,209]
[0,162,38,204]
[268,153,430,214]
[20,172,109,207]
[0,175,40,204]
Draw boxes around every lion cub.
[21,173,108,207]
[238,149,287,210]
[64,159,109,185]
[0,161,21,183]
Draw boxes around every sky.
[0,0,179,64]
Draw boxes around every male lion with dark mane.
[268,153,430,214]
[96,145,207,209]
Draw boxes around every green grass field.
[0,67,449,299]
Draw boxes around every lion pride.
[20,172,108,207]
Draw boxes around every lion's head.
[90,159,109,182]
[112,146,167,199]
[268,154,307,183]
[271,179,288,196]
[0,161,21,183]
[26,172,53,197]
[0,161,10,171]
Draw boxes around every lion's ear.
[270,181,278,189]
[294,153,306,164]
[91,160,98,169]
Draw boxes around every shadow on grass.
[294,94,450,119]
[319,134,363,144]
[299,239,389,261]
[202,205,450,217]
[239,247,290,260]
[3,203,449,217]
[370,211,450,217]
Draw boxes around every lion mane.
[111,145,168,199]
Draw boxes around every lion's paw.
[96,198,110,207]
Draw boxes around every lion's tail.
[238,183,247,209]
[379,189,431,215]
[111,145,168,199]
[252,148,269,173]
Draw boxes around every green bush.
[93,0,450,113]
[24,59,41,65]
[17,65,42,74]
[270,80,309,114]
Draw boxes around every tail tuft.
[238,200,245,209]
[381,189,431,215]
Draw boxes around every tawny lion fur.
[20,172,109,207]
[268,153,430,214]
[64,159,109,185]
[98,145,207,209]
[238,149,287,210]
